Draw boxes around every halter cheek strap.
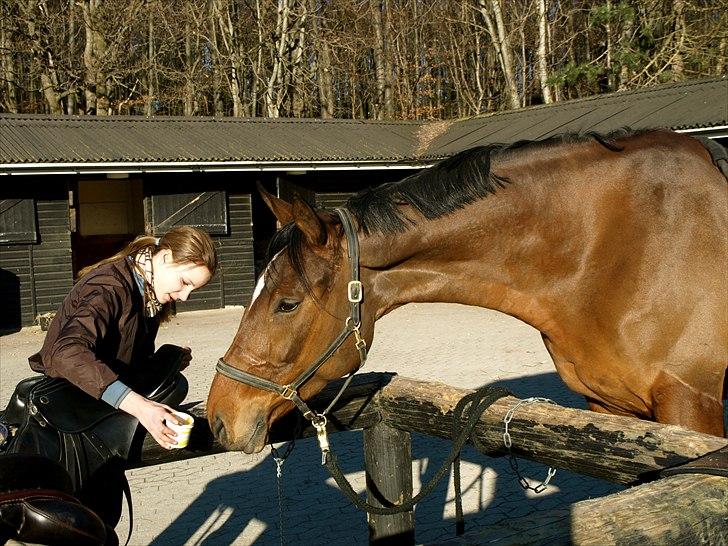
[215,207,367,431]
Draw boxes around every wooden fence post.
[363,421,414,546]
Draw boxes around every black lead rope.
[322,385,513,535]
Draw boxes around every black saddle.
[0,454,110,546]
[0,344,189,546]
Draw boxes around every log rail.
[131,373,728,545]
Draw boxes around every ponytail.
[77,226,217,281]
[77,236,158,280]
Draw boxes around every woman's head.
[78,226,218,305]
[151,226,217,303]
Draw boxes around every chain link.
[271,440,296,546]
[502,397,558,494]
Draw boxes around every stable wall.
[0,183,74,331]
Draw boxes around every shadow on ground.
[146,372,624,545]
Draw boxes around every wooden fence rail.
[131,372,727,545]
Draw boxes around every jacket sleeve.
[42,284,125,399]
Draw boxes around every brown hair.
[78,226,218,280]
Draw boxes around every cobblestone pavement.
[1,304,625,545]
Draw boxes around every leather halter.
[215,208,368,427]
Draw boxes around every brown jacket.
[29,258,159,399]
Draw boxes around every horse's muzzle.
[210,411,267,454]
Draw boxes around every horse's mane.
[348,127,643,235]
[265,128,650,287]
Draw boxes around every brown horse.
[208,129,728,453]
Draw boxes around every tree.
[477,0,520,110]
[0,0,724,118]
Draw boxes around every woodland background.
[0,0,725,119]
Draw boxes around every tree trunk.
[184,20,194,116]
[145,8,155,116]
[381,0,393,118]
[250,0,263,117]
[82,0,109,115]
[371,0,386,119]
[617,8,634,91]
[289,2,307,117]
[214,0,243,117]
[27,0,63,113]
[671,0,686,80]
[207,0,224,116]
[606,0,613,89]
[477,0,520,110]
[538,0,552,103]
[265,0,291,117]
[0,2,19,112]
[67,3,77,114]
[309,0,333,118]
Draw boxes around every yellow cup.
[165,410,194,449]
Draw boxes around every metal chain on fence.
[502,397,558,494]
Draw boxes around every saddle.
[0,454,110,546]
[0,344,189,546]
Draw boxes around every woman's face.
[152,249,212,304]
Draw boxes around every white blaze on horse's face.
[248,250,283,312]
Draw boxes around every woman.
[28,225,217,449]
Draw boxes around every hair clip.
[154,237,161,246]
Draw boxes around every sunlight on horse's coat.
[208,129,728,453]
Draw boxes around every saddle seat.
[0,454,111,546]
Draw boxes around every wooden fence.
[131,372,728,545]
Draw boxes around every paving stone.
[1,305,643,545]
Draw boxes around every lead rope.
[272,441,293,546]
[317,385,513,536]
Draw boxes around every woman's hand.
[119,390,181,449]
[180,346,192,371]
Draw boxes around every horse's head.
[207,188,373,453]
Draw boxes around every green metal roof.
[1,77,725,174]
[423,77,728,159]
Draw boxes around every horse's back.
[529,130,727,424]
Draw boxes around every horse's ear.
[257,182,293,225]
[292,196,327,246]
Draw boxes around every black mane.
[347,145,507,235]
[347,128,638,235]
[264,128,647,285]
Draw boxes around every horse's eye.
[275,299,300,313]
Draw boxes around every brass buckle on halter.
[353,327,366,351]
[347,280,363,303]
[280,385,296,400]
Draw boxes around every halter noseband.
[215,208,367,430]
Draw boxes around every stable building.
[1,77,726,331]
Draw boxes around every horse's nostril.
[212,414,226,443]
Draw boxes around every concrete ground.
[1,304,625,545]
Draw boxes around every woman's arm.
[119,391,181,449]
[43,286,126,398]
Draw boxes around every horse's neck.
[361,184,567,334]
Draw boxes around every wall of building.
[0,167,416,330]
[0,183,74,331]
